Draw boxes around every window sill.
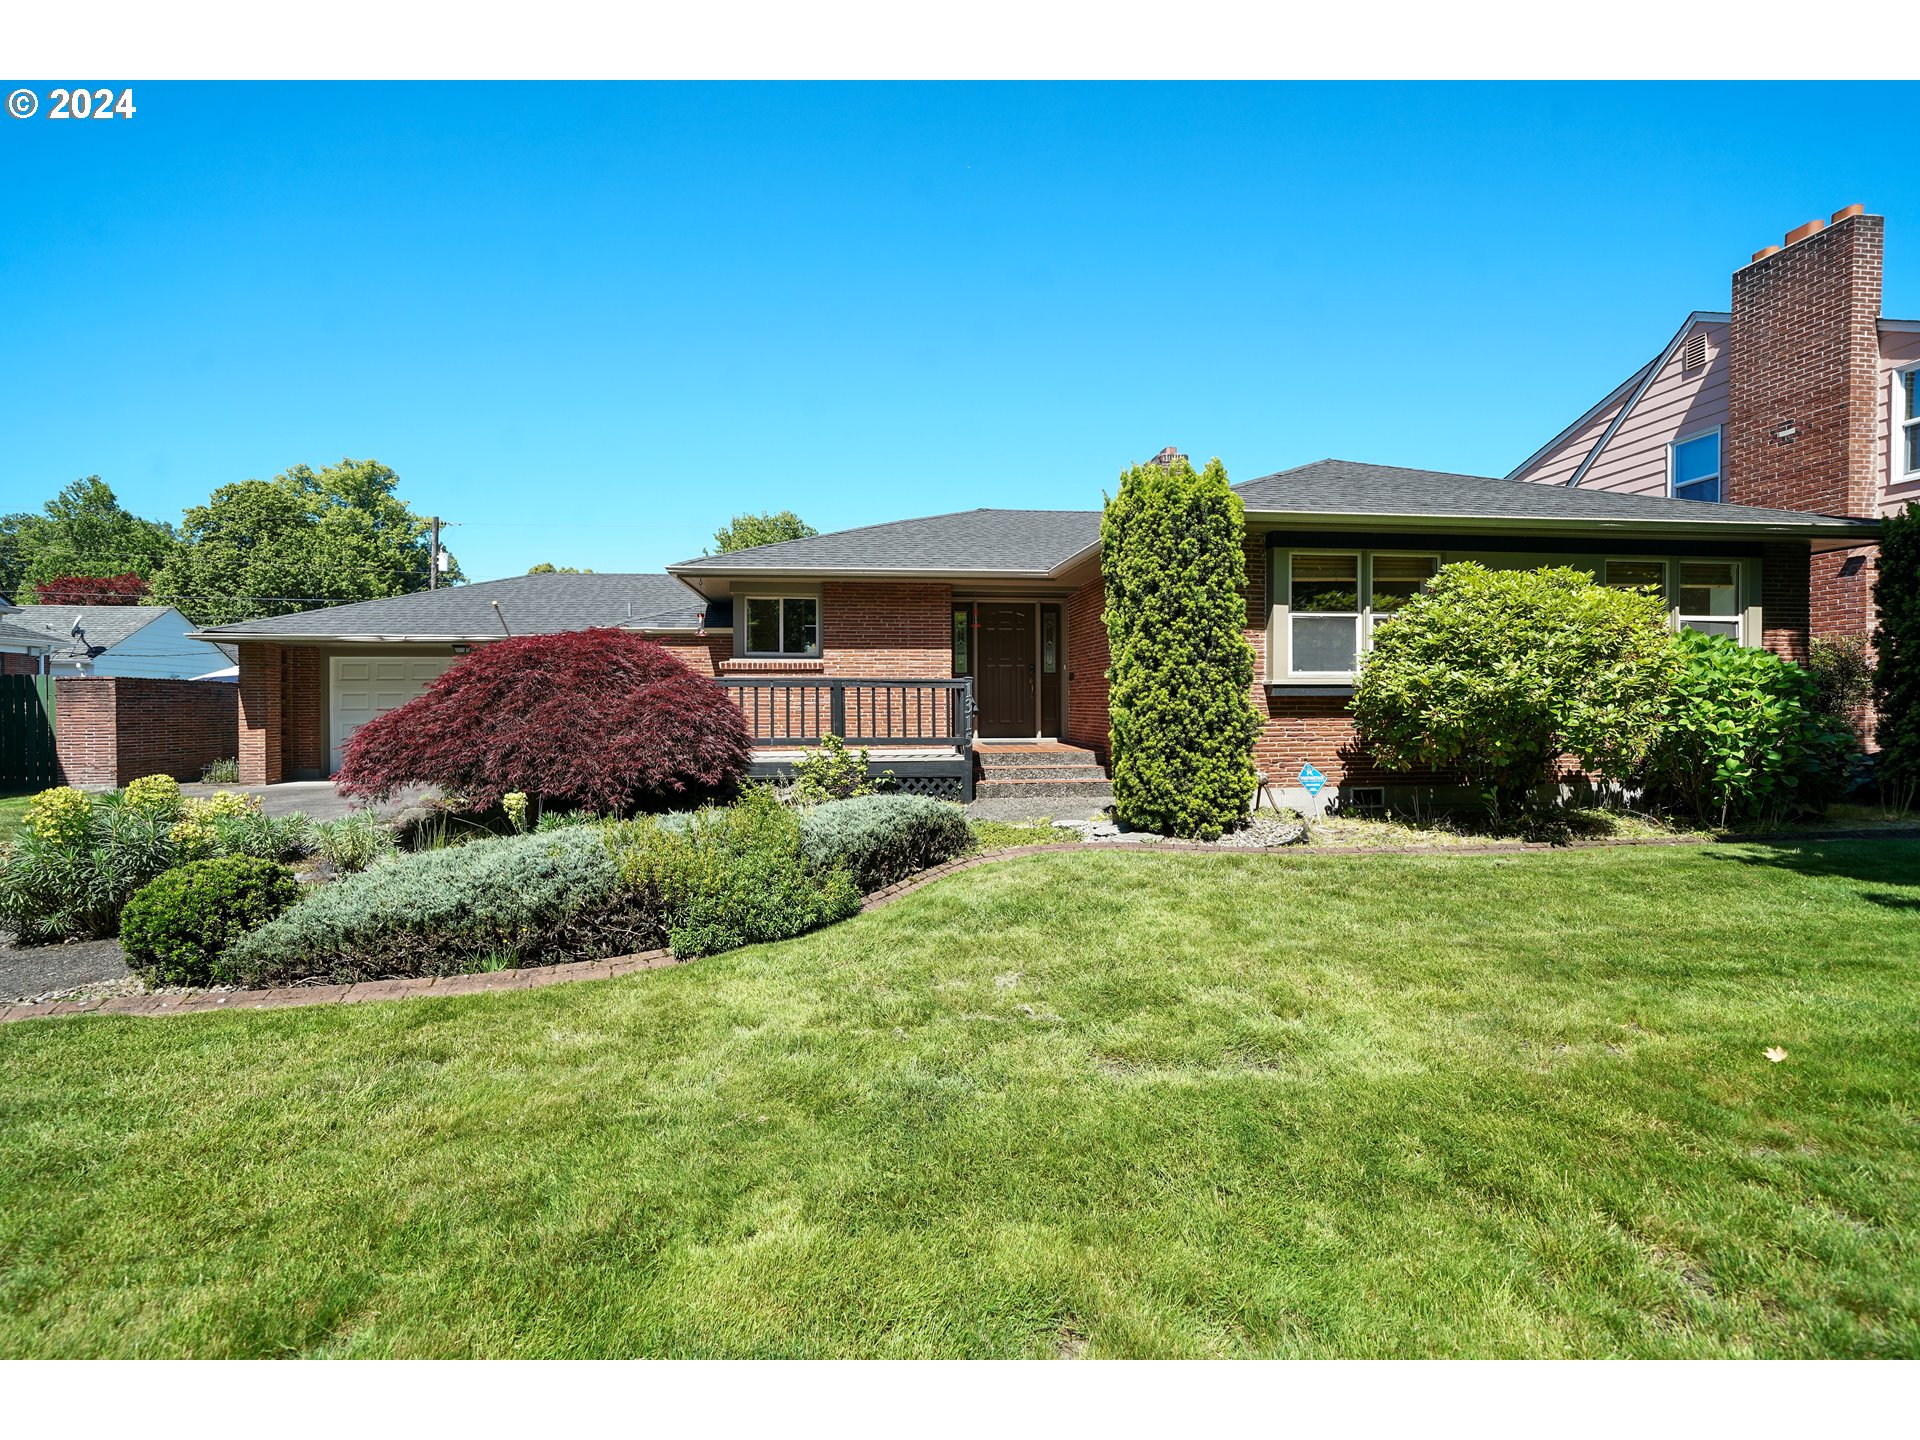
[1267,681,1354,697]
[720,657,826,673]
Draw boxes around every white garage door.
[329,655,458,773]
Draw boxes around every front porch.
[723,676,977,800]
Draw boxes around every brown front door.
[975,603,1035,738]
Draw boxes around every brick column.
[236,642,285,785]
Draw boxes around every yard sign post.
[1298,762,1327,820]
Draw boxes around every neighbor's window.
[1677,561,1741,641]
[1283,551,1437,677]
[1672,429,1722,503]
[743,596,820,657]
[1903,367,1919,477]
[1604,559,1666,594]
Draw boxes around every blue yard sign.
[1298,763,1326,797]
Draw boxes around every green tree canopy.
[152,459,457,626]
[1102,455,1260,839]
[527,563,593,574]
[0,477,177,599]
[711,510,818,554]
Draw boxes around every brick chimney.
[1727,205,1884,639]
[1146,445,1188,469]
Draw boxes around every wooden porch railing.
[721,676,974,749]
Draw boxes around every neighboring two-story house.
[1509,204,1917,643]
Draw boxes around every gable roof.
[669,509,1102,581]
[1503,311,1730,485]
[1234,459,1880,547]
[8,604,179,658]
[187,573,713,642]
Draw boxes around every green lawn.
[0,793,29,844]
[3,842,1917,1358]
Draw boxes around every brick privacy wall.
[53,677,238,788]
[0,652,39,676]
[236,642,285,785]
[1728,212,1883,640]
[1063,571,1109,755]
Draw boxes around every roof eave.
[1244,509,1879,550]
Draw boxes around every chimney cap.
[1831,203,1865,224]
[1752,245,1782,262]
[1785,218,1826,246]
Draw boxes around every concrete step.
[974,748,1105,769]
[974,762,1112,781]
[973,777,1116,799]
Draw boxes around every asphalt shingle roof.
[0,619,52,649]
[191,573,710,640]
[671,509,1102,576]
[8,604,174,656]
[1234,459,1882,531]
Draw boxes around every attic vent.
[1681,333,1709,371]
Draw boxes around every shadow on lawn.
[1701,839,1920,911]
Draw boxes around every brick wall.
[53,677,238,788]
[1760,542,1814,662]
[1064,572,1109,755]
[651,632,731,677]
[1728,210,1883,640]
[236,642,286,785]
[0,652,40,677]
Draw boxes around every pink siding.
[1879,324,1920,514]
[1511,385,1630,487]
[1515,319,1730,496]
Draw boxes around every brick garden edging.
[5,824,1916,1026]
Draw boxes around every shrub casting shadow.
[1699,839,1920,911]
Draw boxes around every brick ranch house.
[193,461,1876,808]
[1509,203,1917,644]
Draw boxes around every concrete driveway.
[178,780,406,821]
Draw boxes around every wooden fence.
[0,675,58,793]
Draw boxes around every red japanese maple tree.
[335,629,752,814]
[32,572,151,606]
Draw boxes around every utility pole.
[429,516,441,589]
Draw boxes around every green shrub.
[535,808,600,833]
[1102,454,1260,839]
[798,794,973,891]
[311,811,395,874]
[222,828,649,987]
[788,734,891,804]
[123,774,184,820]
[208,809,314,862]
[1641,630,1858,827]
[609,787,860,956]
[1807,636,1875,728]
[1351,563,1676,820]
[0,805,178,943]
[120,857,301,987]
[24,787,93,848]
[1875,503,1920,810]
[200,757,240,784]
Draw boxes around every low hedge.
[120,857,302,987]
[609,788,860,956]
[797,794,974,892]
[222,828,652,987]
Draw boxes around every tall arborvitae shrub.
[1874,503,1920,808]
[1102,455,1260,839]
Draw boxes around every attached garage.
[187,573,724,786]
[328,654,458,773]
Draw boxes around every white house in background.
[6,604,237,680]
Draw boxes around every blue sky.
[4,81,1916,581]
